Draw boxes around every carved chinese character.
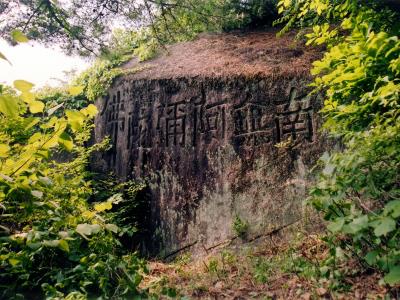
[163,101,186,147]
[127,112,138,149]
[127,101,152,149]
[233,102,273,146]
[275,88,313,145]
[100,89,126,166]
[193,101,226,145]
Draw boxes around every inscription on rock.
[94,77,322,254]
[100,83,315,156]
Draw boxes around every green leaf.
[68,85,84,96]
[58,240,69,252]
[0,95,19,117]
[327,218,345,233]
[58,132,74,151]
[384,266,400,286]
[22,117,40,129]
[384,200,400,218]
[343,215,368,234]
[365,250,379,266]
[29,101,45,113]
[11,30,29,43]
[0,51,11,65]
[27,242,41,250]
[8,258,21,266]
[372,217,396,237]
[14,80,34,92]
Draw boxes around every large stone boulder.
[93,30,326,256]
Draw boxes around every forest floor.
[140,231,392,299]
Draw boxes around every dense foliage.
[1,0,278,55]
[0,49,146,298]
[277,0,400,287]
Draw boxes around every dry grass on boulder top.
[140,232,393,299]
[123,29,322,80]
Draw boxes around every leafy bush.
[90,176,151,251]
[232,215,249,238]
[277,0,400,286]
[0,78,146,298]
[75,59,124,102]
[222,0,278,30]
[36,86,90,113]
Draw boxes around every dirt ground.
[140,231,396,299]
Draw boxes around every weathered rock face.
[93,31,326,255]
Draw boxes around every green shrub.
[0,78,146,299]
[276,0,400,286]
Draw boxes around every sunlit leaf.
[41,121,67,149]
[0,144,10,158]
[28,132,42,144]
[58,240,70,252]
[8,258,21,266]
[82,211,95,219]
[58,132,74,151]
[29,101,45,113]
[14,80,34,92]
[0,95,19,117]
[66,110,85,132]
[0,51,11,65]
[81,104,98,118]
[36,149,49,159]
[21,92,35,103]
[11,152,35,175]
[11,30,29,43]
[68,85,84,96]
[22,117,40,129]
[94,201,113,212]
